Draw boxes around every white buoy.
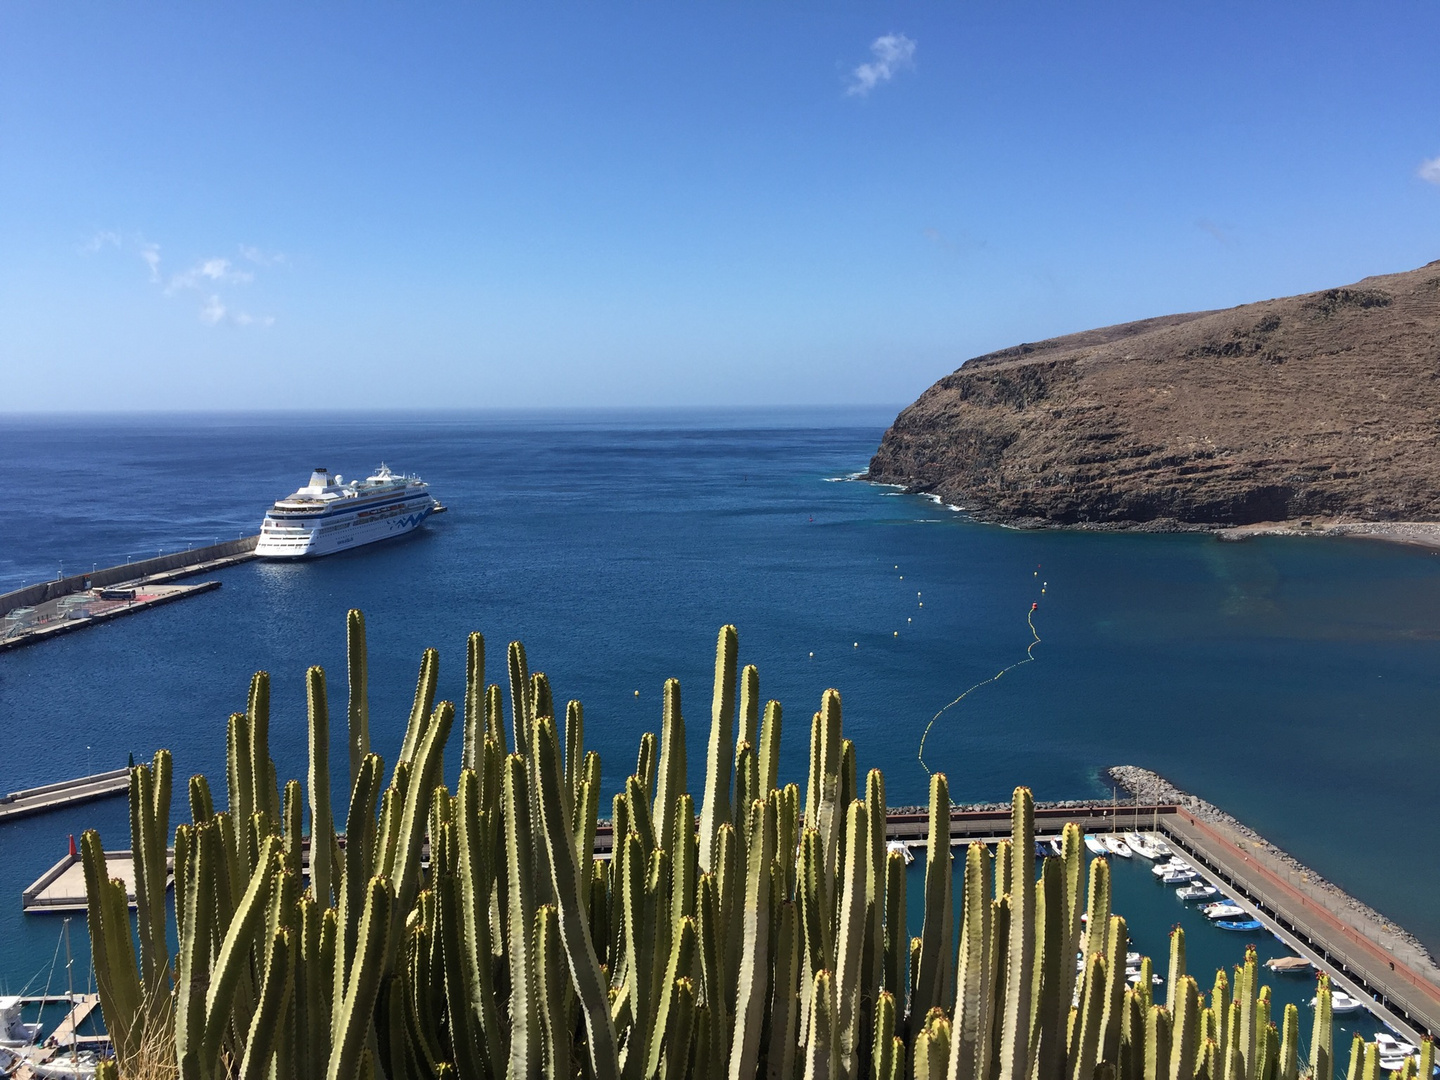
[893,631,898,637]
[853,642,858,648]
[634,690,639,697]
[908,617,912,622]
[809,652,814,658]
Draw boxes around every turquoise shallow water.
[1,409,1437,1028]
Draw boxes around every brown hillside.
[868,261,1440,528]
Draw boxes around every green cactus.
[913,772,952,1025]
[503,751,541,1079]
[463,630,485,773]
[700,625,739,873]
[769,900,803,1080]
[655,678,687,855]
[1070,953,1107,1080]
[950,840,995,1080]
[758,700,783,798]
[872,991,897,1080]
[805,969,838,1080]
[535,714,620,1079]
[1309,976,1333,1080]
[346,609,371,783]
[916,1009,953,1080]
[833,800,870,1080]
[1146,1005,1172,1080]
[732,796,779,1080]
[998,787,1036,1080]
[1171,976,1201,1080]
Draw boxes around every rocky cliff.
[868,261,1440,528]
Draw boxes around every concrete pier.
[0,770,131,824]
[23,847,169,912]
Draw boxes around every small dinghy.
[1215,919,1264,932]
[1177,883,1218,901]
[1084,834,1106,855]
[1102,836,1134,858]
[1263,956,1313,976]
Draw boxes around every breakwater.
[0,537,256,651]
[1111,766,1440,1038]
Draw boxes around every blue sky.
[3,3,1438,411]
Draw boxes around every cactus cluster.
[82,613,1423,1080]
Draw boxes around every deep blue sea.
[2,409,1438,1050]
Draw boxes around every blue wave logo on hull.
[389,508,433,532]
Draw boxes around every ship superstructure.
[254,464,439,559]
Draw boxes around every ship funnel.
[308,467,330,488]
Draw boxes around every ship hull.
[255,495,436,559]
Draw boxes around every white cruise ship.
[255,464,441,559]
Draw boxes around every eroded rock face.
[868,262,1440,528]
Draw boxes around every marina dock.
[0,770,131,825]
[0,536,257,652]
[20,796,1439,1042]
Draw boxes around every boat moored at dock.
[255,464,441,559]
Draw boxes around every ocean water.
[2,409,1438,1019]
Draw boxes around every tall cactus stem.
[700,625,739,872]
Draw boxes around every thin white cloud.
[239,244,286,266]
[166,257,253,294]
[847,33,916,97]
[199,294,226,325]
[139,242,162,283]
[84,233,275,327]
[1420,156,1440,185]
[82,230,122,254]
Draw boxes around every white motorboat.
[1161,868,1198,884]
[1204,903,1246,920]
[1313,991,1367,1014]
[1176,884,1219,901]
[1264,956,1314,976]
[1102,836,1134,859]
[28,1055,98,1080]
[1084,834,1106,855]
[1048,838,1065,857]
[1152,858,1192,878]
[1124,832,1160,859]
[0,998,40,1048]
[1374,1034,1419,1058]
[885,840,915,866]
[1127,972,1165,986]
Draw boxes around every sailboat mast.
[63,917,76,1071]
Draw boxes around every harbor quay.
[0,537,257,651]
[25,784,1436,1046]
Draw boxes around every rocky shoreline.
[1108,765,1438,971]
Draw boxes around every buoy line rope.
[918,603,1042,776]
